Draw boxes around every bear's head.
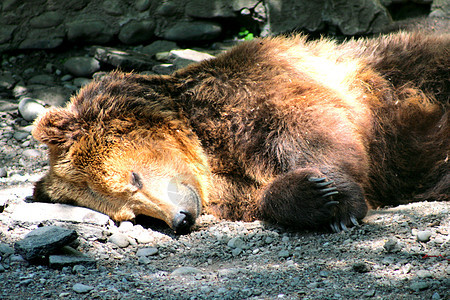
[32,72,210,234]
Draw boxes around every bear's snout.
[166,179,202,233]
[172,210,195,234]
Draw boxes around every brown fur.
[33,32,449,232]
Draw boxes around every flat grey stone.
[72,283,94,294]
[141,40,178,57]
[168,49,214,69]
[136,247,158,257]
[28,74,55,85]
[64,57,100,77]
[171,266,203,276]
[152,64,175,75]
[169,49,214,62]
[48,246,96,269]
[410,281,430,291]
[416,270,432,278]
[14,226,78,260]
[11,202,110,225]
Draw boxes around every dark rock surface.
[14,226,78,260]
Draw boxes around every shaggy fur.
[33,32,449,232]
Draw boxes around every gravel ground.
[0,40,449,300]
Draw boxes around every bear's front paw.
[258,168,367,231]
[308,176,363,232]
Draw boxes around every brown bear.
[32,32,449,234]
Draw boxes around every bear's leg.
[258,167,368,232]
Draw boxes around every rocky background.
[1,0,449,52]
[0,0,449,299]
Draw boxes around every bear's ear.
[32,108,81,148]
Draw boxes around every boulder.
[14,226,78,261]
[162,21,222,42]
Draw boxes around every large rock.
[141,40,179,57]
[0,25,16,44]
[18,28,65,50]
[14,226,78,260]
[162,21,222,42]
[118,20,155,45]
[29,11,64,28]
[266,0,391,35]
[186,0,264,18]
[64,57,101,77]
[67,19,117,44]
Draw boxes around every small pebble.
[416,270,432,278]
[136,247,158,257]
[72,283,94,294]
[138,256,151,265]
[227,237,246,249]
[307,282,322,289]
[410,281,430,291]
[171,266,203,276]
[432,292,441,300]
[19,279,33,286]
[0,167,7,178]
[363,290,376,297]
[319,270,329,277]
[118,221,134,232]
[109,233,130,248]
[232,248,242,256]
[278,250,290,258]
[417,231,432,242]
[383,238,397,252]
[352,262,371,273]
[22,149,41,159]
[72,265,87,275]
[59,292,70,297]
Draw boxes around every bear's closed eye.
[130,172,143,189]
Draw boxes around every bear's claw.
[329,215,360,232]
[308,177,339,198]
[350,215,359,226]
[324,200,339,208]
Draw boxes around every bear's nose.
[172,211,195,234]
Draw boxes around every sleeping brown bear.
[32,32,449,234]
